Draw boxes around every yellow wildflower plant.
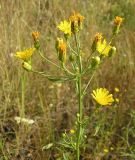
[91,88,114,106]
[15,48,36,61]
[97,39,112,56]
[57,20,71,36]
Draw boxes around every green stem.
[75,33,83,160]
[21,72,26,118]
[76,75,82,160]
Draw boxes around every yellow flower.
[32,31,40,41]
[97,39,112,56]
[70,129,75,134]
[59,42,67,54]
[69,12,85,24]
[57,20,71,36]
[94,33,103,42]
[69,11,85,33]
[91,88,114,106]
[15,48,35,60]
[114,16,123,26]
[55,38,67,62]
[114,87,119,92]
[91,33,103,52]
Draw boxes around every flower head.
[56,38,67,62]
[32,31,40,41]
[91,33,103,52]
[69,11,85,33]
[97,39,112,56]
[113,16,123,35]
[15,48,36,61]
[57,20,71,36]
[94,33,103,42]
[91,88,114,106]
[69,12,85,24]
[114,16,123,26]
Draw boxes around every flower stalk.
[75,33,83,160]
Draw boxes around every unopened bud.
[108,47,116,57]
[113,16,123,35]
[22,62,32,71]
[32,31,40,42]
[91,56,100,68]
[91,33,102,52]
[55,38,67,63]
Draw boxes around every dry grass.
[0,0,135,159]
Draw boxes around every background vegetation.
[0,0,135,159]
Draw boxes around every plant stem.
[21,71,26,118]
[76,75,82,160]
[75,33,83,160]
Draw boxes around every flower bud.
[32,31,40,42]
[55,38,63,52]
[69,12,85,34]
[91,56,100,68]
[113,16,123,35]
[108,46,116,57]
[55,38,67,63]
[91,33,102,52]
[22,62,32,71]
